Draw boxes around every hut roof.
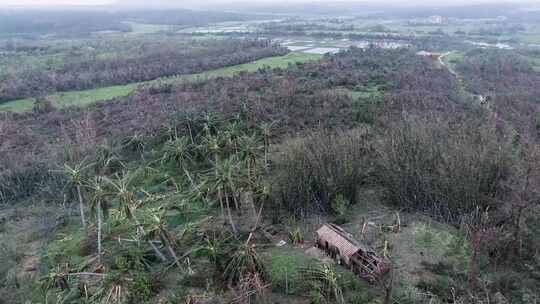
[316,223,362,259]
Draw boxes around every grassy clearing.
[0,52,323,113]
[263,247,317,295]
[175,52,323,80]
[520,34,540,44]
[443,51,464,73]
[347,85,384,100]
[413,222,470,271]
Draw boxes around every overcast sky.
[0,0,535,7]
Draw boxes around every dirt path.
[438,51,490,109]
[438,52,458,78]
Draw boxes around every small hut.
[315,223,389,281]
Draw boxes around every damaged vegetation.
[1,39,540,304]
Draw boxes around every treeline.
[0,9,250,37]
[457,48,538,94]
[457,48,540,137]
[0,10,130,37]
[0,39,288,102]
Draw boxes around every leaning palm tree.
[86,176,109,264]
[58,160,94,229]
[224,242,266,287]
[122,133,146,160]
[146,207,181,268]
[299,263,344,304]
[105,172,167,262]
[208,157,242,235]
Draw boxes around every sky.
[0,0,534,7]
[1,0,113,5]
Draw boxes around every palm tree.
[86,176,109,264]
[58,160,93,229]
[237,134,264,187]
[200,132,222,164]
[162,136,193,167]
[208,157,241,235]
[146,207,181,268]
[122,133,146,159]
[223,120,244,154]
[202,112,222,137]
[105,172,167,262]
[94,143,124,175]
[197,232,231,271]
[259,121,278,170]
[180,111,199,144]
[224,242,266,286]
[199,132,227,219]
[300,263,344,304]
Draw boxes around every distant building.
[408,15,449,26]
[416,51,442,59]
[428,15,449,25]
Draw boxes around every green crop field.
[0,52,323,113]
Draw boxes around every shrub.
[288,227,304,245]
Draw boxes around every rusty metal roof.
[316,223,361,259]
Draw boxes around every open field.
[0,52,322,112]
[124,21,175,34]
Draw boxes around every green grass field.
[443,52,464,71]
[0,52,323,113]
[125,22,174,34]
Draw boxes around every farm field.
[0,52,322,112]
